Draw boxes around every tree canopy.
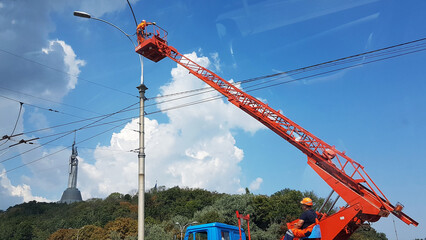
[0,187,388,240]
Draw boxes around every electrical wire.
[0,121,129,176]
[245,47,426,92]
[141,41,426,115]
[0,48,137,98]
[0,101,23,147]
[3,37,424,143]
[0,85,128,117]
[243,42,426,90]
[1,37,425,173]
[126,0,139,27]
[8,110,137,138]
[0,94,87,119]
[3,38,425,150]
[148,37,426,100]
[0,93,139,140]
[0,102,138,164]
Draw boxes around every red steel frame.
[135,25,418,239]
[236,211,251,240]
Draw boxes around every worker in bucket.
[137,20,156,44]
[283,197,318,240]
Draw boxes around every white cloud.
[46,40,86,90]
[249,177,263,191]
[210,52,221,72]
[0,1,85,102]
[78,119,140,198]
[28,109,51,132]
[0,167,50,209]
[76,52,265,198]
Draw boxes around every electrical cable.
[3,37,424,142]
[0,121,128,176]
[2,37,425,173]
[0,93,139,139]
[3,39,425,152]
[142,44,426,115]
[126,0,139,27]
[245,47,426,92]
[0,102,138,164]
[245,43,426,90]
[0,94,88,119]
[148,37,426,100]
[0,48,137,98]
[0,101,23,147]
[9,110,137,138]
[13,115,137,143]
[0,85,128,117]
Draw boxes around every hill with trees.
[0,186,387,240]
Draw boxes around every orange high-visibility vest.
[137,21,148,43]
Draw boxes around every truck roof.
[186,222,242,232]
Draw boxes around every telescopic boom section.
[135,25,418,236]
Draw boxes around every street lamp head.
[73,11,91,19]
[175,222,180,225]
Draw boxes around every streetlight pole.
[137,82,147,240]
[73,11,146,240]
[175,221,198,240]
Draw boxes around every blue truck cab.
[184,222,246,240]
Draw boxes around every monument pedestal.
[59,187,82,204]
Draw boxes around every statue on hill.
[59,138,82,204]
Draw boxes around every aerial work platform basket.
[135,25,168,62]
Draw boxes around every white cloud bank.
[78,52,265,198]
[0,168,50,209]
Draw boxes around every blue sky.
[0,0,425,239]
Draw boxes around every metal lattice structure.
[135,25,418,239]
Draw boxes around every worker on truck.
[137,20,155,44]
[283,197,317,240]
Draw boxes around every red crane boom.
[135,25,418,239]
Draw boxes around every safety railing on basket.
[144,24,168,43]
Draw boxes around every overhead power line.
[148,37,426,100]
[1,37,425,172]
[0,101,23,147]
[0,121,129,176]
[0,48,137,98]
[139,37,426,116]
[3,37,425,143]
[0,85,126,117]
[0,102,138,164]
[0,106,138,146]
[4,37,426,143]
[0,94,87,119]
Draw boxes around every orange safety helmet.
[300,197,313,206]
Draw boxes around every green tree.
[14,221,34,240]
[145,223,172,240]
[349,226,388,240]
[194,205,226,224]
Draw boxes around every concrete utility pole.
[73,11,146,240]
[137,83,147,240]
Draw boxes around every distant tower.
[60,139,83,203]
